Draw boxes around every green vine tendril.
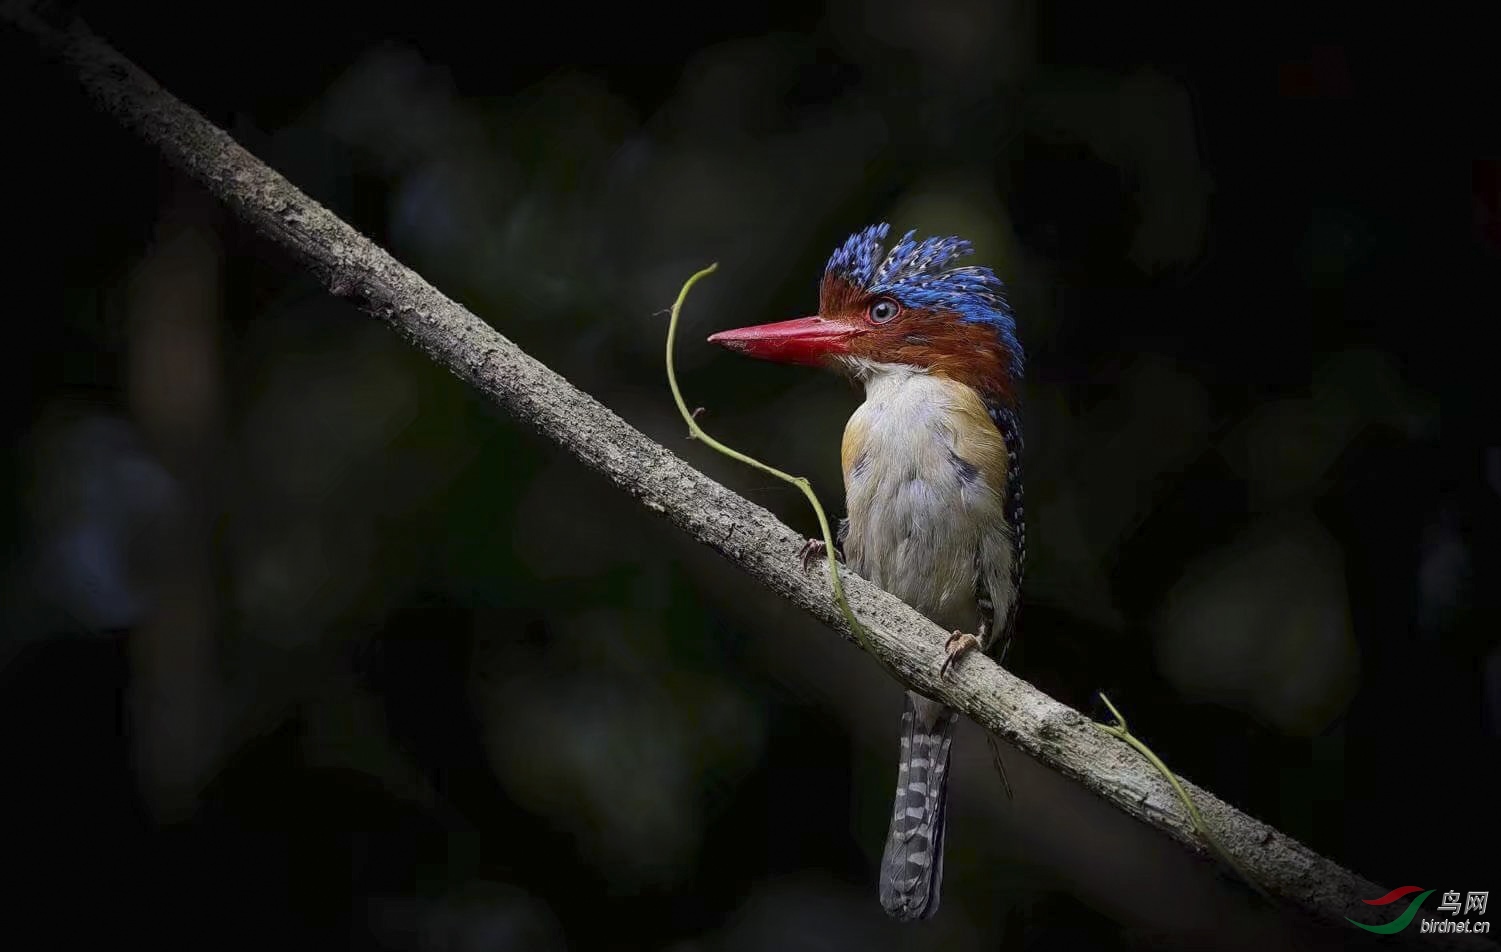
[663,263,871,651]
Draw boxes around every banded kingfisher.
[708,223,1024,921]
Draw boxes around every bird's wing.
[979,402,1024,660]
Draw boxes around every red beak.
[706,316,860,367]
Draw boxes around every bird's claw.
[797,538,843,573]
[941,631,981,676]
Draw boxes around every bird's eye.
[868,298,901,324]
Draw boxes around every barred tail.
[878,691,959,921]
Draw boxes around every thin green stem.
[664,264,872,651]
[1097,692,1267,898]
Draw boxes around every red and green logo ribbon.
[1348,886,1434,934]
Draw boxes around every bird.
[706,222,1025,921]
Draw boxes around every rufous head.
[708,223,1023,403]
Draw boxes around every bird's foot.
[797,538,844,573]
[941,631,981,676]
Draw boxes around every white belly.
[842,368,1012,634]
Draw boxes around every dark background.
[2,1,1497,949]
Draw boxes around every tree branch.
[5,5,1482,946]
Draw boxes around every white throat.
[839,357,929,390]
